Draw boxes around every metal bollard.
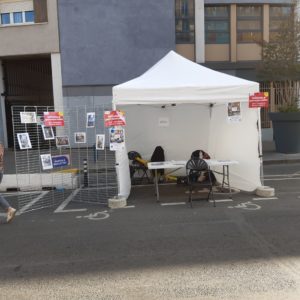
[83,158,88,187]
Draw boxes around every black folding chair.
[128,151,150,184]
[186,158,215,207]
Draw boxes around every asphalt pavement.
[1,159,300,299]
[1,141,300,299]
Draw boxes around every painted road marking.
[253,197,278,201]
[264,178,300,181]
[76,211,110,221]
[54,188,87,213]
[161,202,186,206]
[121,205,135,209]
[209,199,233,203]
[228,201,261,210]
[110,205,136,209]
[264,174,300,177]
[3,191,42,197]
[16,191,49,215]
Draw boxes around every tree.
[257,3,300,111]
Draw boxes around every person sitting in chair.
[190,149,216,184]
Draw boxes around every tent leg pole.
[258,108,264,186]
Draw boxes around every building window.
[0,10,35,26]
[269,5,293,42]
[13,12,23,24]
[25,11,35,23]
[205,5,230,44]
[175,0,195,44]
[0,13,10,25]
[237,5,262,43]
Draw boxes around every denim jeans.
[0,172,10,210]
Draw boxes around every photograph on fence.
[74,132,86,143]
[56,136,70,147]
[20,111,37,124]
[109,127,125,151]
[40,154,53,170]
[86,112,95,128]
[42,126,55,140]
[17,133,32,150]
[96,134,105,150]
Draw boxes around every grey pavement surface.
[1,162,300,299]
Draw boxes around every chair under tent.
[186,158,216,208]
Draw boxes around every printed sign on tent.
[227,102,241,123]
[249,92,269,108]
[104,110,126,127]
[44,112,65,127]
[109,127,125,151]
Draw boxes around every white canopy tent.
[112,51,262,199]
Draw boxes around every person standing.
[0,142,16,223]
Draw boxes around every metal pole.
[83,158,88,187]
[257,108,264,186]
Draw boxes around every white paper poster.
[158,117,170,127]
[17,133,32,150]
[86,112,95,128]
[40,154,53,170]
[96,134,105,150]
[20,112,37,124]
[109,127,125,151]
[227,102,241,123]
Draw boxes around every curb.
[263,159,300,165]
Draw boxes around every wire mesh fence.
[12,105,118,213]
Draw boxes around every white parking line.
[209,199,233,203]
[54,188,87,213]
[16,191,49,215]
[264,178,300,181]
[161,202,186,206]
[253,197,278,201]
[3,191,41,197]
[122,205,135,209]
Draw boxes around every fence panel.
[12,104,118,213]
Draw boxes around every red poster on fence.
[249,92,269,108]
[43,112,65,127]
[104,110,126,127]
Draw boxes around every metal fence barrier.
[12,105,118,213]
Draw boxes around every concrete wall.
[195,0,205,63]
[0,0,60,56]
[237,44,261,61]
[176,44,195,61]
[58,0,175,86]
[205,45,230,61]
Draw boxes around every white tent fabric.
[113,51,261,199]
[113,51,258,105]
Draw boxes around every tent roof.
[113,51,259,105]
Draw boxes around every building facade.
[0,0,61,147]
[176,0,295,81]
[0,0,297,146]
